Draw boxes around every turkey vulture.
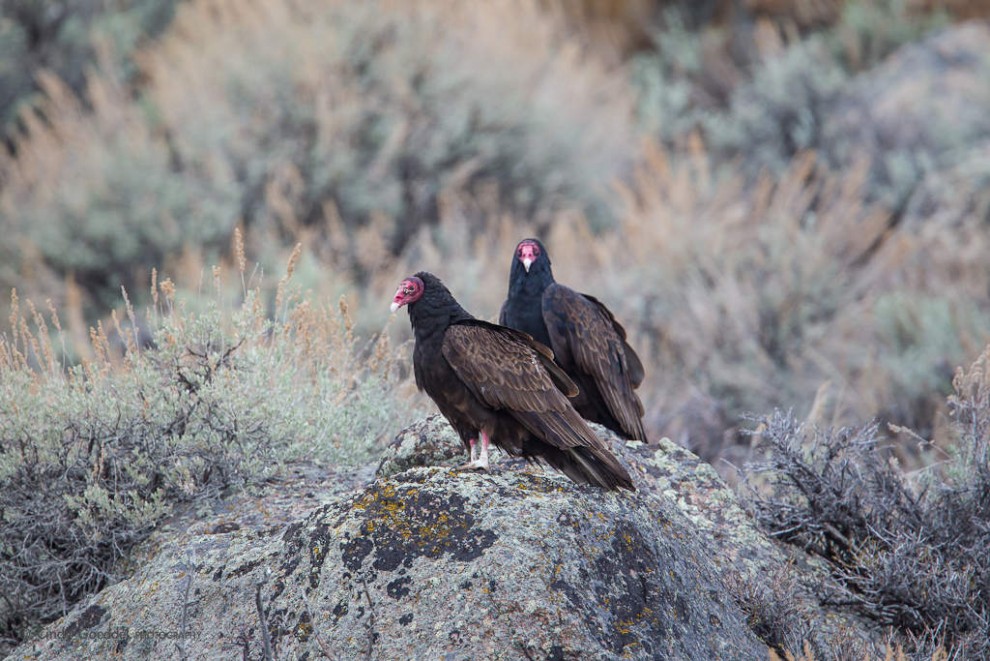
[390,271,634,491]
[500,238,647,440]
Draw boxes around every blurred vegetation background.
[4,0,990,654]
[3,0,990,463]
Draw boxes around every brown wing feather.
[452,320,578,397]
[442,322,634,490]
[441,323,607,450]
[442,323,574,416]
[581,294,645,387]
[543,285,646,439]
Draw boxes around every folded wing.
[542,285,646,440]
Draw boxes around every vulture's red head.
[515,239,544,273]
[390,276,425,312]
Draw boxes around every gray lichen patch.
[341,478,498,573]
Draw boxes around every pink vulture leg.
[477,430,490,469]
[460,432,490,471]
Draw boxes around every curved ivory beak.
[523,258,533,272]
[390,301,400,313]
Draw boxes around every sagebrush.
[743,346,990,658]
[0,255,415,653]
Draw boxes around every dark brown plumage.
[390,271,634,491]
[499,238,647,440]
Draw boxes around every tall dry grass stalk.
[0,0,640,332]
[0,247,421,652]
[608,141,990,456]
[1,0,986,477]
[376,137,990,470]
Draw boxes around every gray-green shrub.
[0,270,414,653]
[0,0,181,134]
[139,0,635,266]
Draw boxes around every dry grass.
[0,0,638,326]
[769,642,949,661]
[0,248,420,652]
[618,144,989,457]
[381,139,990,471]
[3,1,986,467]
[251,131,988,494]
[4,0,990,655]
[746,344,990,658]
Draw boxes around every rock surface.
[376,412,513,478]
[11,416,881,659]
